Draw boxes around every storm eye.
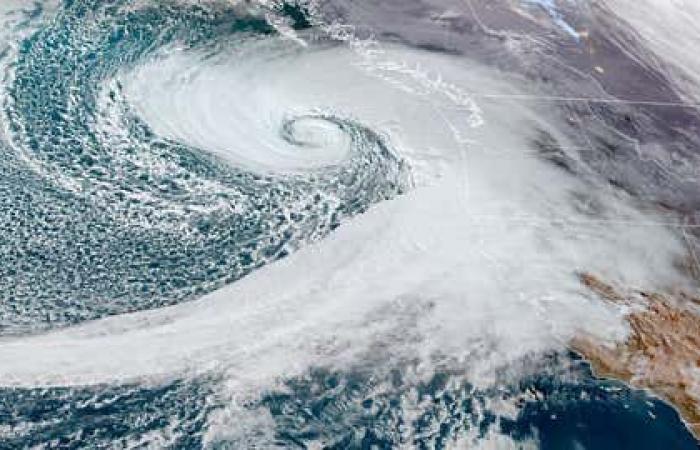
[0,1,698,448]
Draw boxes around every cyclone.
[1,0,409,332]
[0,0,699,448]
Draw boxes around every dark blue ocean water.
[0,1,697,448]
[0,353,697,448]
[0,0,408,334]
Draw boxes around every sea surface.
[0,1,698,448]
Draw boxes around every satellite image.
[0,0,699,448]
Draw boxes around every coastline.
[571,273,700,440]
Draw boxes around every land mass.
[571,273,700,440]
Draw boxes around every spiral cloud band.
[0,0,698,447]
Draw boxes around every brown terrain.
[571,273,700,440]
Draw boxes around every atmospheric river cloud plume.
[0,0,698,447]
